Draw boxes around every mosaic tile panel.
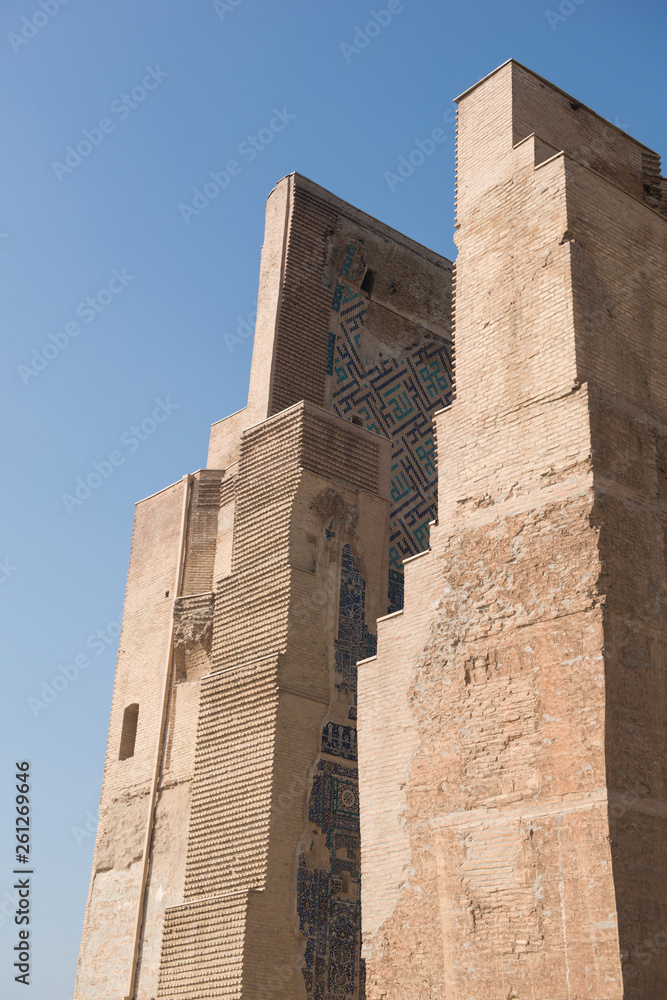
[298,759,361,1000]
[334,544,377,702]
[328,244,453,610]
[298,545,374,1000]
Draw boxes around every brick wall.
[74,480,187,999]
[360,60,667,1000]
[74,469,237,999]
[155,402,390,998]
[73,60,667,1000]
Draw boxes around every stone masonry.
[359,61,667,1000]
[74,62,666,1000]
[74,174,452,999]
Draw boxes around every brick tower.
[359,62,667,999]
[73,175,453,998]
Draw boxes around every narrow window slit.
[119,703,139,760]
[360,269,375,295]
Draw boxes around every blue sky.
[1,0,665,996]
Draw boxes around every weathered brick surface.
[158,893,249,998]
[359,60,666,1000]
[74,480,185,999]
[73,113,448,1000]
[246,174,452,426]
[75,59,666,1000]
[74,471,230,999]
[155,401,391,998]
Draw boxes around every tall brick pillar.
[74,168,453,999]
[156,402,391,999]
[359,60,667,1000]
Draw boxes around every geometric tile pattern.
[297,759,362,1000]
[298,544,374,1000]
[328,244,453,611]
[332,544,377,718]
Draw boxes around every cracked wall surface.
[75,60,667,1000]
[358,60,667,1000]
[75,175,452,999]
[74,471,223,999]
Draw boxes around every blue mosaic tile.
[321,723,357,761]
[327,243,453,610]
[388,568,404,615]
[298,546,372,999]
[326,332,337,376]
[298,761,362,999]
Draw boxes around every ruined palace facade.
[75,62,667,1000]
[74,173,453,1000]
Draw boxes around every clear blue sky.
[1,0,665,996]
